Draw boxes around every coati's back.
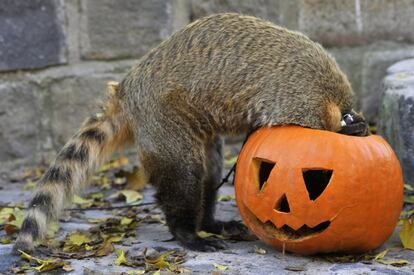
[121,13,354,134]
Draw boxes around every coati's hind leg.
[200,136,249,238]
[138,118,225,251]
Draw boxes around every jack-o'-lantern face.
[234,126,403,255]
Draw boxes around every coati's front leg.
[200,137,249,238]
[339,110,369,136]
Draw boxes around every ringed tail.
[13,82,133,253]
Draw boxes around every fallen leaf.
[374,249,389,260]
[405,184,414,192]
[284,266,307,272]
[23,181,36,191]
[198,231,227,240]
[62,264,74,272]
[114,190,143,204]
[19,250,67,273]
[400,219,414,249]
[98,156,129,173]
[217,195,235,202]
[68,232,91,246]
[125,166,147,190]
[73,195,94,208]
[63,231,92,251]
[377,259,409,267]
[254,246,266,255]
[95,241,114,257]
[212,263,228,271]
[126,270,146,275]
[114,177,127,185]
[121,217,133,225]
[114,249,129,266]
[224,156,238,166]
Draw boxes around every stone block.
[80,0,190,60]
[378,58,414,186]
[0,83,42,162]
[36,62,134,148]
[0,0,66,72]
[361,47,414,122]
[298,0,414,47]
[190,0,300,29]
[329,43,414,122]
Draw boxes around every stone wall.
[1,0,414,169]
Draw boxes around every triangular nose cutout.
[255,158,276,192]
[302,169,333,200]
[275,194,290,213]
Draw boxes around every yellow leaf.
[118,190,143,204]
[73,195,94,208]
[64,231,92,251]
[400,219,414,249]
[121,217,133,225]
[377,259,409,266]
[23,181,36,191]
[254,246,267,255]
[213,263,228,271]
[19,250,36,262]
[19,250,67,273]
[404,184,414,192]
[126,270,146,275]
[144,250,175,270]
[126,166,147,190]
[374,249,389,260]
[114,249,129,266]
[217,195,235,202]
[98,156,129,173]
[198,231,227,240]
[34,260,65,273]
[225,156,238,166]
[104,234,125,243]
[114,177,127,185]
[404,195,414,204]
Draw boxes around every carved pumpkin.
[234,126,403,255]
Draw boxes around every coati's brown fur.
[14,13,367,252]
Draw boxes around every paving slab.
[0,161,413,274]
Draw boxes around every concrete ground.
[1,152,414,274]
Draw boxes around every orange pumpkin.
[234,126,403,255]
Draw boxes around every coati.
[14,13,368,253]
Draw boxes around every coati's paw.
[339,121,369,136]
[202,220,257,241]
[174,229,227,251]
[183,237,227,252]
[12,239,33,255]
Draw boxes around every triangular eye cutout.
[254,158,276,192]
[302,169,333,200]
[274,194,290,213]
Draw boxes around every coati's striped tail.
[13,82,133,253]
